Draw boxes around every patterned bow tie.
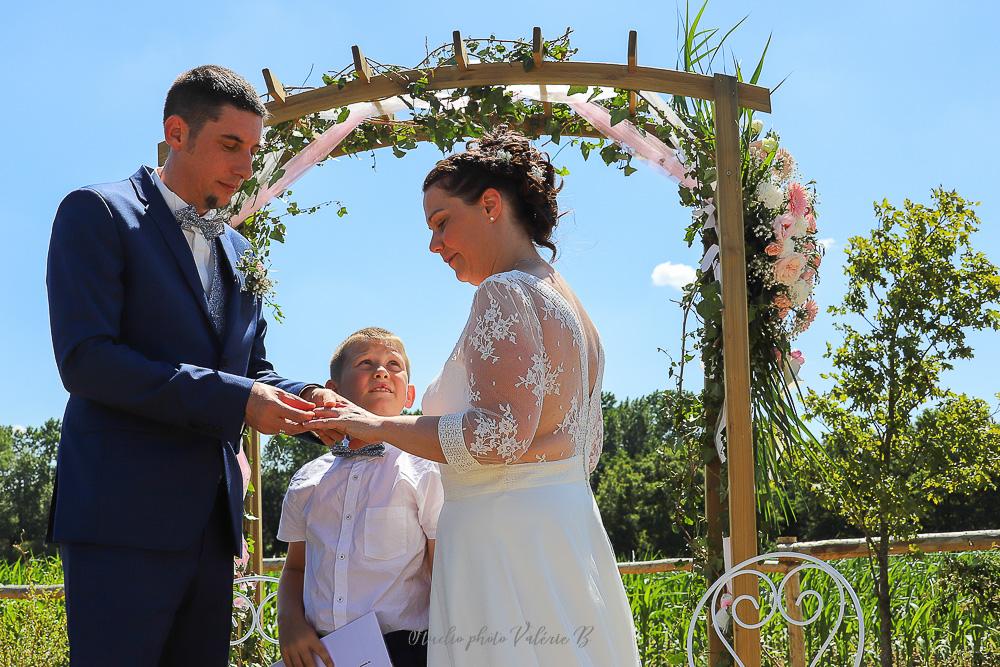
[330,437,385,459]
[175,205,227,241]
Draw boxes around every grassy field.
[2,553,998,666]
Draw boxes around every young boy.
[276,327,443,667]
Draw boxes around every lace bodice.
[422,270,605,474]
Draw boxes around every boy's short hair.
[329,327,411,381]
[163,65,267,139]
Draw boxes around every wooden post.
[246,428,264,605]
[778,537,807,667]
[627,30,638,116]
[712,72,760,666]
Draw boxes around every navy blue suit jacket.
[46,166,306,554]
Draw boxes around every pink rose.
[773,293,793,310]
[772,213,795,241]
[765,242,783,257]
[801,268,816,283]
[803,299,819,322]
[790,349,805,365]
[774,253,807,285]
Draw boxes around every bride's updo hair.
[422,125,564,258]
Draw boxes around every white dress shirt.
[151,168,217,293]
[277,445,443,634]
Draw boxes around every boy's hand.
[278,614,334,667]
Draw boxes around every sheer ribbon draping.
[229,84,729,461]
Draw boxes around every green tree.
[802,189,1000,667]
[0,420,61,559]
[259,433,328,557]
[593,390,705,559]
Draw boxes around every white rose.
[781,237,795,258]
[789,216,809,238]
[750,119,764,136]
[790,279,811,307]
[755,180,783,210]
[762,137,778,154]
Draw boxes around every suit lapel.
[131,167,218,336]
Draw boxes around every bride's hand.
[306,402,383,448]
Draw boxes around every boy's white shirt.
[277,444,443,635]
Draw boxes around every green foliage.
[0,550,67,667]
[801,188,1000,666]
[259,434,329,557]
[0,421,60,560]
[594,391,706,560]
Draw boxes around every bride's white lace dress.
[421,269,640,666]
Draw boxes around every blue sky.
[3,1,998,428]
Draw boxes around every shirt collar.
[152,168,220,219]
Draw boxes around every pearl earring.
[489,216,495,222]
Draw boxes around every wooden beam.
[627,30,638,116]
[260,61,771,126]
[713,72,760,667]
[453,30,469,70]
[262,68,287,104]
[352,44,373,84]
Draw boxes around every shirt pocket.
[364,506,408,560]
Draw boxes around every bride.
[310,126,640,666]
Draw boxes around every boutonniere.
[235,248,275,301]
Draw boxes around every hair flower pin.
[494,149,513,163]
[530,165,545,181]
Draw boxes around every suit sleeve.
[47,187,265,437]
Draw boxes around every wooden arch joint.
[352,45,373,84]
[453,30,469,71]
[532,27,552,118]
[627,30,638,115]
[262,68,287,104]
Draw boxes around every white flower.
[762,137,778,154]
[780,237,795,258]
[789,216,809,238]
[494,149,513,163]
[750,119,764,136]
[790,279,811,307]
[755,180,784,210]
[530,165,545,181]
[782,353,803,386]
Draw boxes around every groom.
[46,65,340,666]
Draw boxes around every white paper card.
[270,611,393,667]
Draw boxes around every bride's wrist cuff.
[438,413,479,473]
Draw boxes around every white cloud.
[818,238,836,250]
[651,262,697,290]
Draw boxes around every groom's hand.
[245,382,316,435]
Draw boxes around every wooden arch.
[159,29,772,665]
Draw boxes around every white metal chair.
[686,552,865,667]
[231,574,280,647]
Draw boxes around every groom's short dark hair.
[164,65,267,138]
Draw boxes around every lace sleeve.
[437,277,549,471]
